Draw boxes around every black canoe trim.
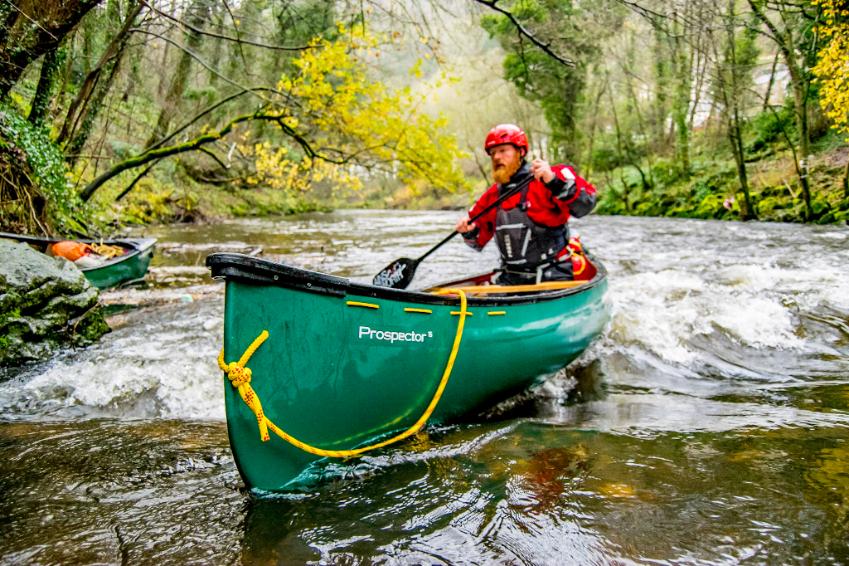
[206,252,607,307]
[0,232,156,272]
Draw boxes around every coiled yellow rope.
[217,290,468,458]
[90,242,126,258]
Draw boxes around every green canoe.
[0,232,156,289]
[207,253,610,493]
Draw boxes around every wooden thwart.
[431,280,586,295]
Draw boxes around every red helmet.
[484,124,528,155]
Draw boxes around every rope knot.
[227,363,252,387]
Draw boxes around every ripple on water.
[0,420,242,564]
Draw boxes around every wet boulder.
[0,239,109,366]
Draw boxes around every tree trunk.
[672,17,691,177]
[720,0,756,220]
[0,0,101,97]
[728,112,755,220]
[27,47,63,126]
[653,28,669,150]
[54,32,77,112]
[555,73,581,163]
[606,79,632,211]
[747,0,814,220]
[207,5,224,87]
[57,1,142,164]
[582,76,606,178]
[145,0,209,149]
[762,51,780,113]
[791,73,813,219]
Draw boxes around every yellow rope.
[217,330,272,441]
[89,242,125,258]
[217,290,469,458]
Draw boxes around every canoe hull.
[81,239,156,289]
[0,232,156,289]
[215,255,609,492]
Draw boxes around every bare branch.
[141,0,312,52]
[114,161,159,201]
[195,146,229,170]
[469,0,575,67]
[0,0,58,40]
[129,28,282,105]
[144,87,282,152]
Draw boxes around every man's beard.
[492,156,522,184]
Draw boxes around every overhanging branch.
[79,110,349,202]
[471,0,575,67]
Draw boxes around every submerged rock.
[0,239,109,366]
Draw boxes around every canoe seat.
[431,280,586,296]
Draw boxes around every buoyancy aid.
[494,181,568,271]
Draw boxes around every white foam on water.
[710,294,803,349]
[0,302,226,420]
[607,270,713,364]
[603,253,834,366]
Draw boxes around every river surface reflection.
[1,211,848,563]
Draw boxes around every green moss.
[72,309,110,345]
[595,137,847,224]
[0,102,93,234]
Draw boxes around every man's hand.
[531,158,556,183]
[455,217,476,234]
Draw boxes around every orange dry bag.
[51,241,92,262]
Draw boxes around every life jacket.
[51,241,92,262]
[567,236,587,277]
[494,182,568,271]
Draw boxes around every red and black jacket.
[462,163,597,265]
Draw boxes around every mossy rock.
[0,239,110,366]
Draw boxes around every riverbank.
[594,131,849,224]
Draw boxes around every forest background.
[1,0,848,237]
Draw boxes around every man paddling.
[455,124,597,284]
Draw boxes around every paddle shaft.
[415,173,534,264]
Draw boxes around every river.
[1,211,848,564]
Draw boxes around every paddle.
[373,171,535,289]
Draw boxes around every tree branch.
[129,28,281,105]
[197,146,229,171]
[144,86,282,152]
[141,0,312,52]
[79,110,348,201]
[470,0,575,67]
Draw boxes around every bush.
[648,158,681,185]
[746,106,795,153]
[694,193,727,218]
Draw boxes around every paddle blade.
[373,257,417,289]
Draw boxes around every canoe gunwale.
[207,252,607,307]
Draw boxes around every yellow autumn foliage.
[813,0,849,140]
[239,25,469,197]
